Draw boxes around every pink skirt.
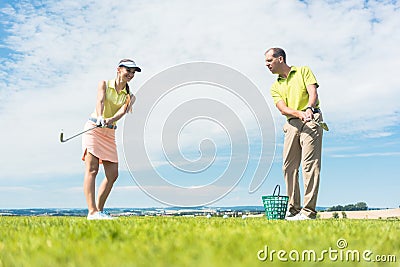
[82,121,118,164]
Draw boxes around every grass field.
[0,216,399,267]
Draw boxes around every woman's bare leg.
[97,161,118,211]
[83,152,100,215]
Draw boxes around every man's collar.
[277,66,297,81]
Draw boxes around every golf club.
[316,121,329,131]
[60,125,100,143]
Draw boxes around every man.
[265,47,323,220]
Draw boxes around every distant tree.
[344,204,356,211]
[326,202,368,211]
[355,202,368,210]
[332,212,339,219]
[327,205,344,211]
[341,211,347,219]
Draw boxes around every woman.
[82,59,140,220]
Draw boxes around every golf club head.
[318,122,329,131]
[59,131,65,142]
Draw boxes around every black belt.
[312,108,321,114]
[88,118,117,129]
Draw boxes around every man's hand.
[304,109,314,122]
[295,110,310,122]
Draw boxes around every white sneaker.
[87,211,114,220]
[286,213,312,221]
[285,211,297,218]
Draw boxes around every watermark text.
[257,238,397,263]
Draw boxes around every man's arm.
[304,83,318,121]
[306,84,318,108]
[276,100,308,121]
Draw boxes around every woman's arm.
[125,94,136,114]
[96,81,107,117]
[104,94,136,125]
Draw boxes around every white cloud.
[0,0,399,189]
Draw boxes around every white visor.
[118,60,141,72]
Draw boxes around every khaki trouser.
[282,113,323,218]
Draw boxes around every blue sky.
[0,0,399,209]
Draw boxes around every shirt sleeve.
[302,66,319,88]
[270,82,284,105]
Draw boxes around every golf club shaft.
[60,125,99,143]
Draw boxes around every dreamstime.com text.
[257,238,397,263]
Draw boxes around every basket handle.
[273,185,281,196]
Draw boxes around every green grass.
[0,216,399,267]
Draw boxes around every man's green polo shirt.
[270,66,319,115]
